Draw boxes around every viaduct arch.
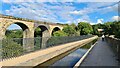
[0,15,63,51]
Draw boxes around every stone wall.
[106,37,120,62]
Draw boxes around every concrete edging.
[73,39,98,68]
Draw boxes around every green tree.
[92,25,99,35]
[70,23,76,29]
[53,31,68,37]
[104,22,113,35]
[62,25,76,36]
[112,21,120,38]
[34,27,41,37]
[77,22,93,35]
[70,23,80,36]
[2,39,24,59]
[92,23,106,36]
[6,29,23,38]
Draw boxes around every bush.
[2,39,24,59]
[53,31,68,37]
[77,22,93,35]
[62,25,76,36]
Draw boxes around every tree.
[2,39,24,59]
[62,25,76,36]
[70,23,80,36]
[104,22,113,35]
[70,23,76,30]
[112,21,120,38]
[34,27,41,37]
[92,25,99,35]
[6,29,23,38]
[53,31,67,37]
[77,22,93,35]
[92,21,120,39]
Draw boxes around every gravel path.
[81,38,119,66]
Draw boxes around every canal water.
[51,49,87,67]
[35,39,97,68]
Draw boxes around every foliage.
[6,30,23,38]
[53,31,68,37]
[62,25,77,36]
[34,27,42,37]
[104,22,114,35]
[112,21,120,38]
[77,22,93,35]
[34,37,42,49]
[70,23,76,29]
[92,25,99,35]
[2,39,24,59]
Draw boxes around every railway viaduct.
[0,14,63,51]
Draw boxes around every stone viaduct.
[0,14,64,51]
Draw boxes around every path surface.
[81,38,119,66]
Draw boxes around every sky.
[0,0,120,30]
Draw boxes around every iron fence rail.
[1,35,94,61]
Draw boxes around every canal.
[34,39,97,68]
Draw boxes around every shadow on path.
[81,38,119,66]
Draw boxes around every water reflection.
[35,39,97,68]
[50,39,97,67]
[51,49,87,67]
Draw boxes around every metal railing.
[1,35,94,61]
[105,36,120,62]
[46,35,94,47]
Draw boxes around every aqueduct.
[0,14,63,51]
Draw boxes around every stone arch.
[51,27,61,36]
[1,21,34,51]
[2,22,30,39]
[34,25,50,37]
[34,25,50,49]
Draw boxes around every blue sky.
[0,0,119,30]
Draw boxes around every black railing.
[46,35,94,47]
[1,35,94,60]
[105,37,120,62]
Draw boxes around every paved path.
[81,38,119,66]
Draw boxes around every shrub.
[2,39,23,59]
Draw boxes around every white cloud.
[76,19,88,23]
[97,19,104,24]
[90,22,97,25]
[75,15,91,23]
[112,16,120,21]
[70,11,83,15]
[4,2,75,23]
[70,2,118,16]
[69,2,118,24]
[1,1,119,24]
